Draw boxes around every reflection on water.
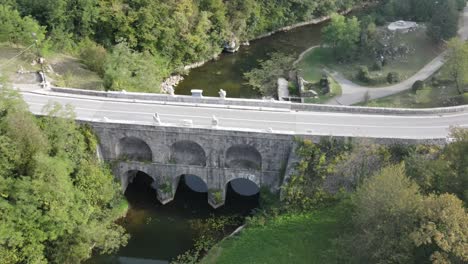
[89,172,259,263]
[175,23,324,98]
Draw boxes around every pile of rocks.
[161,75,184,94]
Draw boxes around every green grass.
[0,43,41,81]
[304,76,342,104]
[360,81,468,108]
[48,54,104,90]
[201,205,347,264]
[297,48,335,83]
[0,43,104,90]
[297,27,441,88]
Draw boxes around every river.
[175,23,324,98]
[88,172,260,264]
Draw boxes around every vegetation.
[201,207,347,264]
[322,13,361,60]
[444,38,468,94]
[203,131,468,264]
[296,0,465,97]
[303,76,342,104]
[298,18,440,88]
[0,86,128,263]
[0,0,374,92]
[173,215,242,264]
[339,163,467,263]
[380,0,465,42]
[243,52,296,97]
[362,38,468,108]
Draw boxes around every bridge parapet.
[51,86,468,115]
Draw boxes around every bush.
[387,72,400,83]
[372,60,383,71]
[374,14,386,26]
[78,39,108,76]
[412,80,425,92]
[357,66,371,83]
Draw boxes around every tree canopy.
[0,87,128,263]
[0,0,374,91]
[322,13,361,60]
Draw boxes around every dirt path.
[325,5,468,106]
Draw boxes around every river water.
[175,23,324,98]
[89,172,259,264]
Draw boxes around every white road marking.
[27,102,465,129]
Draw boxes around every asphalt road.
[22,91,468,140]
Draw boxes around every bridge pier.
[208,188,226,209]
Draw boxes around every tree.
[345,164,423,263]
[428,0,459,41]
[330,142,390,191]
[0,87,128,263]
[282,138,350,211]
[103,41,170,92]
[411,194,468,263]
[78,38,108,76]
[0,4,45,46]
[244,52,295,97]
[322,13,361,60]
[444,38,468,94]
[441,128,468,202]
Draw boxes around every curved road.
[18,89,468,140]
[326,5,468,106]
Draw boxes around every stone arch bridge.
[93,122,293,208]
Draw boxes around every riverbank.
[170,5,367,93]
[201,205,348,264]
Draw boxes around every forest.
[0,85,128,263]
[0,0,372,92]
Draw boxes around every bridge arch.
[170,140,207,166]
[116,136,153,162]
[225,144,262,170]
[175,174,208,193]
[226,178,260,196]
[123,170,156,197]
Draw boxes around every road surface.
[21,90,468,140]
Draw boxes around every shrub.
[372,60,383,71]
[412,80,425,92]
[374,14,386,26]
[357,66,371,83]
[79,39,107,76]
[387,72,400,83]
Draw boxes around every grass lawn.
[201,205,347,264]
[361,84,468,108]
[304,76,342,104]
[297,27,441,87]
[48,54,104,90]
[0,43,104,90]
[0,43,41,81]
